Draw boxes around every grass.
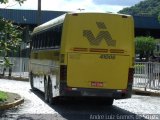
[0,91,8,102]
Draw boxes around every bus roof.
[32,12,131,35]
[32,13,66,35]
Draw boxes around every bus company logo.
[83,22,116,47]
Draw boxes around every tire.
[106,98,114,106]
[48,79,54,105]
[44,76,49,102]
[30,72,36,91]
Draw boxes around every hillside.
[118,0,160,18]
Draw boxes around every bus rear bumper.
[60,86,132,99]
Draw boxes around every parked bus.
[29,12,135,105]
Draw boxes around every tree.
[118,0,160,21]
[0,18,22,57]
[0,0,26,76]
[158,13,160,22]
[135,36,156,61]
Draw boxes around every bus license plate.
[91,82,103,87]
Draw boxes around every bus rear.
[60,13,134,101]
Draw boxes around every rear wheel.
[106,98,114,106]
[30,72,36,91]
[48,78,53,105]
[44,76,49,102]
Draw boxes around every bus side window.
[57,25,62,48]
[46,34,48,48]
[31,36,34,50]
[53,24,62,48]
[34,35,37,49]
[50,30,54,48]
[41,32,45,48]
[39,34,42,49]
[33,36,36,49]
[41,33,43,49]
[37,34,40,49]
[54,26,58,48]
[43,32,46,48]
[42,32,47,48]
[47,31,51,48]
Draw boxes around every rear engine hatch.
[67,53,129,89]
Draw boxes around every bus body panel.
[61,13,134,61]
[67,53,129,89]
[61,13,134,91]
[30,50,60,96]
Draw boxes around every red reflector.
[122,89,128,93]
[65,87,72,91]
[91,82,103,87]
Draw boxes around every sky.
[0,0,145,13]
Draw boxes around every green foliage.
[119,0,160,20]
[4,57,13,67]
[135,36,156,61]
[158,13,160,22]
[0,0,9,4]
[0,91,8,102]
[0,0,25,68]
[0,0,26,55]
[0,18,22,58]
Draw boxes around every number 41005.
[100,54,116,59]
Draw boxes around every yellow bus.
[29,12,135,105]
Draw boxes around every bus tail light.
[128,68,134,83]
[60,65,67,81]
